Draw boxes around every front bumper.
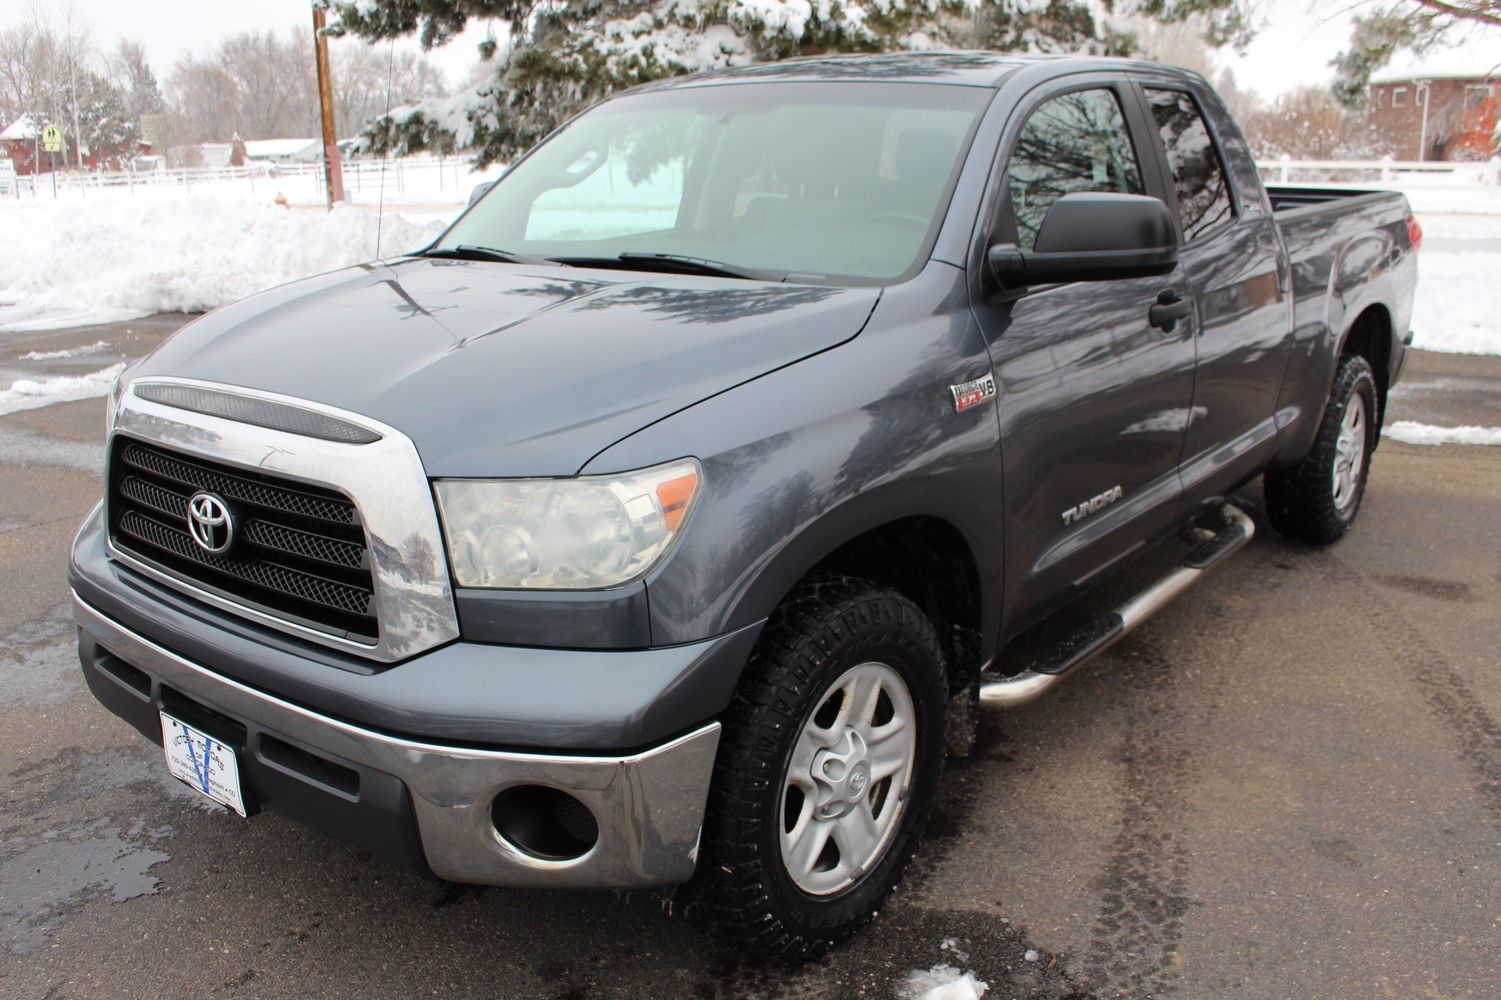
[74,592,722,888]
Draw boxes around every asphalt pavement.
[2,317,1498,999]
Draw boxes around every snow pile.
[0,365,124,417]
[1386,421,1501,446]
[20,340,111,360]
[899,964,989,1000]
[1400,182,1501,217]
[0,199,445,332]
[1411,250,1500,356]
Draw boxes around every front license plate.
[160,712,246,816]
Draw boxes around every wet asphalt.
[1,318,1499,999]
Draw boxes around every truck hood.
[135,258,879,477]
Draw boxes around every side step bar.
[978,504,1255,709]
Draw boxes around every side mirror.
[467,181,495,207]
[989,192,1178,287]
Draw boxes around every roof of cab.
[639,50,1179,91]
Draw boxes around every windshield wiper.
[420,245,556,266]
[552,252,781,282]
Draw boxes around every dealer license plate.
[160,712,246,816]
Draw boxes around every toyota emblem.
[186,492,235,554]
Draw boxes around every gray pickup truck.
[71,52,1418,959]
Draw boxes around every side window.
[1006,88,1145,250]
[1145,88,1235,243]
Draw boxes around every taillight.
[1406,213,1423,254]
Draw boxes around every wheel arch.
[1336,302,1394,438]
[731,503,995,696]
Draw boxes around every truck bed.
[1263,185,1399,214]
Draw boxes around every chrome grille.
[108,439,377,641]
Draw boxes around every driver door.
[970,80,1199,634]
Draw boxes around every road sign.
[42,123,62,152]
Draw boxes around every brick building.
[1368,64,1499,161]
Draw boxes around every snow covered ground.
[900,964,990,999]
[1386,421,1501,446]
[0,364,124,417]
[0,198,445,331]
[1411,215,1500,357]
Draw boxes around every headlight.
[105,363,132,431]
[433,458,701,589]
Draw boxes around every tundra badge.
[1062,485,1124,526]
[951,372,997,413]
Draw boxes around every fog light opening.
[490,785,599,861]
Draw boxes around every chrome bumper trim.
[110,376,459,662]
[74,592,721,888]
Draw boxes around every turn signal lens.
[655,473,698,533]
[1406,213,1423,254]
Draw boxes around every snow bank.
[1386,421,1501,446]
[899,964,989,1000]
[0,199,446,332]
[1411,250,1500,356]
[20,340,111,360]
[0,365,124,417]
[1403,185,1501,217]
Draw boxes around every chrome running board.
[978,503,1255,709]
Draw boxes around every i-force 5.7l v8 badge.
[950,372,997,413]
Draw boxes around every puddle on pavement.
[0,607,82,711]
[0,820,170,955]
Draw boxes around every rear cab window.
[1143,88,1236,242]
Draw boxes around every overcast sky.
[0,0,1493,101]
[0,0,495,87]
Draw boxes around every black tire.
[1264,354,1379,544]
[689,575,948,961]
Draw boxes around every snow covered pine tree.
[326,0,1253,166]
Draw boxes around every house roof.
[1371,36,1501,84]
[0,114,39,141]
[243,138,320,159]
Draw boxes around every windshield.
[436,82,991,283]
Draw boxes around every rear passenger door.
[1133,80,1292,502]
[971,80,1199,633]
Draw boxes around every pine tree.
[326,0,1253,165]
[1333,1,1501,105]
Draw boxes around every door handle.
[1149,289,1192,332]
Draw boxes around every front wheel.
[690,576,948,961]
[1264,354,1380,544]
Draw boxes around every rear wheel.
[691,576,947,961]
[1264,354,1379,544]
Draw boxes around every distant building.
[243,138,322,163]
[0,114,150,173]
[166,143,234,169]
[1368,61,1499,161]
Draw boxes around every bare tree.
[333,43,448,140]
[219,29,315,139]
[163,57,241,144]
[160,28,447,145]
[1240,86,1393,158]
[1119,13,1219,77]
[106,39,164,123]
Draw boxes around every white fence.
[1256,157,1501,187]
[6,153,1499,207]
[3,153,496,207]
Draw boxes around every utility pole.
[312,4,345,208]
[1417,80,1432,162]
